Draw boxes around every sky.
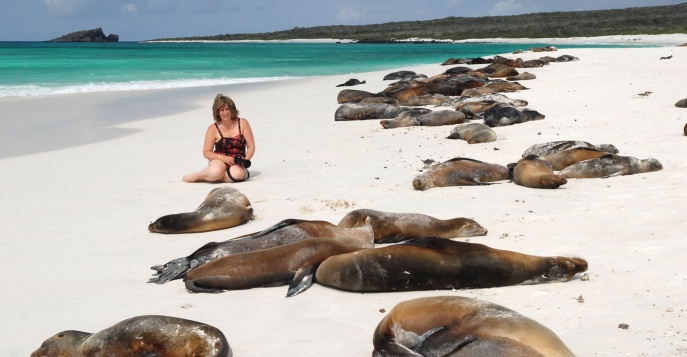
[1,0,685,41]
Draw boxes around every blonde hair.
[212,94,239,123]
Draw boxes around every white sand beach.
[2,35,686,356]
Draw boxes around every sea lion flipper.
[286,264,317,297]
[148,257,191,284]
[416,329,478,357]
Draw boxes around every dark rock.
[50,27,119,42]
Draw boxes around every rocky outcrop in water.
[50,27,119,42]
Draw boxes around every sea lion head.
[31,330,92,357]
[544,257,588,282]
[412,174,432,191]
[640,158,663,172]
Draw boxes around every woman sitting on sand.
[183,94,255,183]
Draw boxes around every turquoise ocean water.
[0,41,650,98]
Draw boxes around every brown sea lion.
[315,237,588,292]
[424,74,486,96]
[460,86,500,97]
[383,82,428,101]
[380,109,465,129]
[336,89,378,103]
[484,81,528,92]
[539,147,610,171]
[521,59,547,68]
[148,187,253,234]
[675,98,687,108]
[334,103,406,121]
[522,140,620,157]
[149,218,375,284]
[31,315,231,357]
[372,296,576,357]
[559,154,663,178]
[489,67,519,78]
[447,122,497,144]
[185,238,364,297]
[511,155,567,189]
[360,96,399,105]
[398,94,447,106]
[336,78,366,87]
[412,157,509,191]
[483,106,545,127]
[337,209,487,243]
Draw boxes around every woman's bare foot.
[182,174,196,183]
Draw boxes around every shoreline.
[1,41,686,356]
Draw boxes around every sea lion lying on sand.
[539,147,610,171]
[522,140,619,157]
[447,122,497,144]
[413,158,509,190]
[483,106,545,127]
[334,103,407,121]
[510,155,567,189]
[559,154,663,178]
[380,109,465,129]
[372,296,576,357]
[336,78,366,87]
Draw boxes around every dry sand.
[1,35,686,356]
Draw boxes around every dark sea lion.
[454,100,503,118]
[372,296,576,357]
[559,154,663,178]
[507,72,537,80]
[337,209,487,243]
[675,98,687,108]
[511,155,567,189]
[424,74,486,96]
[556,54,579,62]
[522,140,620,157]
[334,103,406,121]
[315,237,588,292]
[361,96,399,105]
[521,59,547,68]
[336,78,366,87]
[380,109,465,129]
[149,218,374,284]
[185,238,364,297]
[483,106,545,127]
[443,66,473,75]
[412,157,509,191]
[383,82,428,101]
[336,89,378,103]
[383,70,421,81]
[31,315,231,357]
[447,122,497,144]
[148,187,252,234]
[684,122,687,136]
[539,147,610,171]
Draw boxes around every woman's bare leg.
[182,160,227,182]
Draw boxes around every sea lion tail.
[286,264,317,297]
[148,257,191,284]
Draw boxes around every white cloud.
[489,0,526,16]
[121,4,137,13]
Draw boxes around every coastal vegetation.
[150,3,687,42]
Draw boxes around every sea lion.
[412,157,509,191]
[559,154,663,178]
[539,147,610,171]
[360,96,399,105]
[484,80,528,92]
[336,89,378,103]
[383,82,428,101]
[315,237,588,292]
[447,122,497,144]
[443,66,473,75]
[31,315,231,357]
[337,209,487,243]
[424,74,486,96]
[149,218,375,284]
[521,59,547,68]
[148,187,252,234]
[372,296,576,357]
[185,238,364,297]
[460,86,500,97]
[483,106,545,127]
[398,94,447,106]
[383,70,419,81]
[336,78,366,87]
[448,93,528,109]
[510,155,567,189]
[334,103,406,121]
[380,109,465,129]
[522,140,620,157]
[489,67,519,78]
[556,55,579,62]
[684,122,687,136]
[507,72,537,80]
[675,98,687,108]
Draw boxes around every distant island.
[149,3,687,42]
[50,27,119,42]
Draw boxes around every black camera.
[235,157,251,168]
